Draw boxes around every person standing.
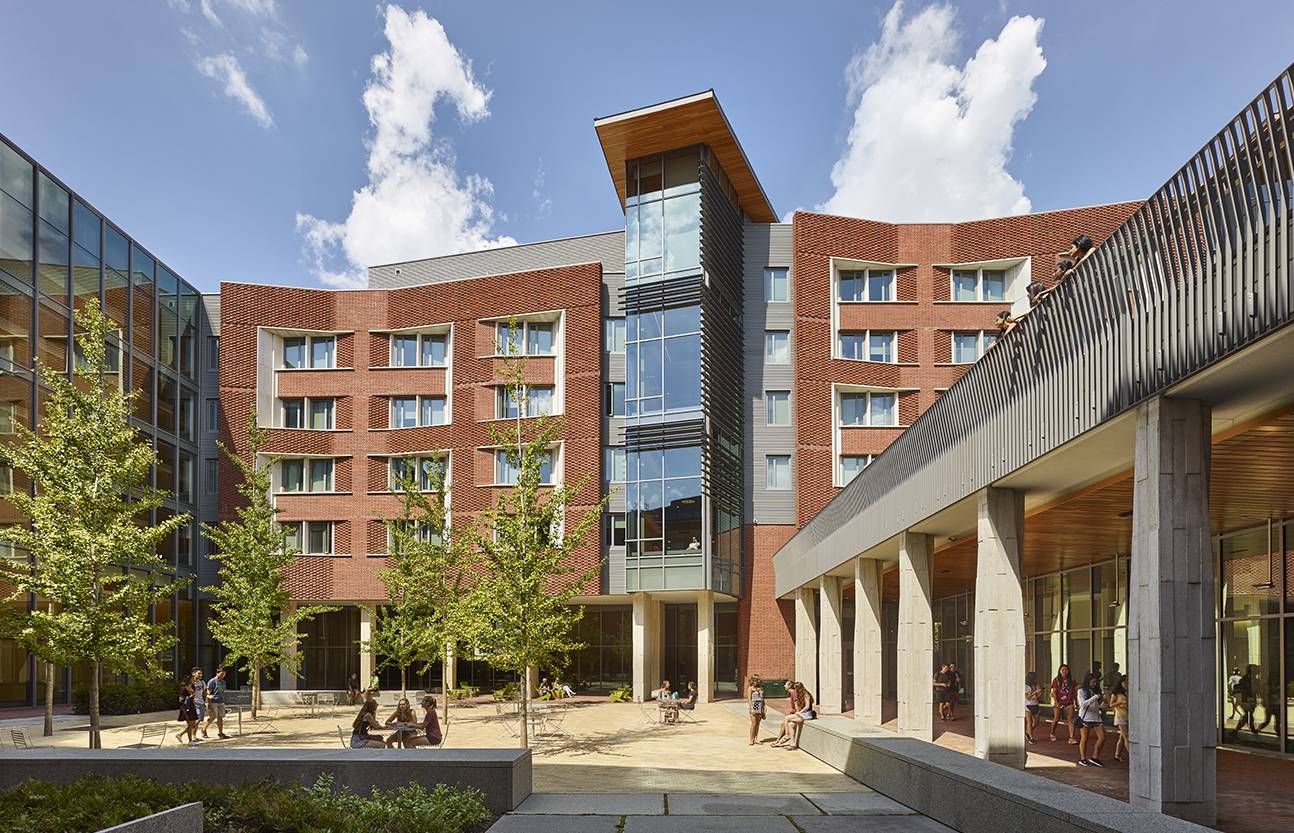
[747,675,765,746]
[1109,676,1129,762]
[177,677,200,747]
[1075,672,1106,767]
[947,662,963,720]
[933,662,952,721]
[189,668,208,738]
[1049,664,1077,744]
[1024,671,1042,745]
[203,668,230,740]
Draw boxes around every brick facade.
[218,262,603,603]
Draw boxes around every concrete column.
[279,603,297,691]
[1129,397,1215,825]
[358,605,373,690]
[817,576,843,714]
[897,531,933,740]
[632,592,661,703]
[854,557,884,725]
[442,643,457,692]
[793,585,818,695]
[974,487,1027,768]
[697,591,715,703]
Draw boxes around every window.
[605,512,627,547]
[625,305,701,417]
[178,452,193,503]
[281,334,336,369]
[764,267,789,302]
[765,455,792,490]
[278,458,333,493]
[764,331,790,364]
[494,448,553,485]
[495,386,553,419]
[604,318,626,353]
[391,332,449,367]
[952,331,998,364]
[607,382,626,417]
[179,389,194,441]
[309,398,335,429]
[951,268,1007,302]
[281,458,303,491]
[205,458,218,494]
[206,398,219,433]
[838,330,897,362]
[281,520,334,555]
[495,320,555,356]
[390,519,443,550]
[310,458,333,492]
[391,395,447,427]
[838,268,894,302]
[840,391,898,427]
[281,398,334,429]
[282,398,304,429]
[207,336,219,371]
[840,455,873,484]
[390,456,445,492]
[605,446,627,482]
[765,391,791,426]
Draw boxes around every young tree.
[202,411,335,716]
[364,457,467,721]
[0,305,189,748]
[458,327,607,747]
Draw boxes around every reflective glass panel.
[840,455,870,483]
[421,333,448,366]
[37,219,69,303]
[982,270,1006,301]
[663,334,700,411]
[765,455,791,489]
[309,398,334,430]
[310,458,333,491]
[420,396,445,425]
[0,191,34,286]
[282,336,305,369]
[868,270,894,301]
[0,142,33,207]
[157,374,176,434]
[527,386,553,417]
[838,271,864,301]
[766,391,790,425]
[952,270,978,301]
[868,393,896,426]
[392,335,417,367]
[764,268,789,302]
[1222,526,1279,617]
[281,459,303,491]
[840,393,866,426]
[953,333,980,364]
[869,332,895,363]
[663,192,699,273]
[392,397,417,428]
[838,333,864,360]
[526,322,554,356]
[282,398,303,428]
[605,318,625,352]
[157,267,178,369]
[764,331,789,364]
[1221,617,1281,752]
[310,336,334,368]
[131,245,153,354]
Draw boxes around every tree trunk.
[252,663,261,719]
[88,662,101,749]
[519,669,529,749]
[42,660,54,737]
[442,646,451,725]
[401,666,408,701]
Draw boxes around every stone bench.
[798,716,1216,833]
[0,748,530,815]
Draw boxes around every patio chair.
[122,724,168,749]
[8,728,39,749]
[337,726,352,749]
[676,706,698,724]
[637,702,660,726]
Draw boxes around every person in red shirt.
[1049,664,1078,744]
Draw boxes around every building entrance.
[663,603,698,689]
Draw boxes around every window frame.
[950,330,998,364]
[949,267,1008,302]
[839,391,899,427]
[282,520,335,555]
[390,331,449,368]
[836,329,898,363]
[493,447,555,486]
[839,454,874,484]
[494,319,557,357]
[604,446,627,482]
[763,267,790,303]
[764,330,790,365]
[604,318,626,353]
[277,457,335,493]
[281,396,336,430]
[765,390,791,426]
[837,267,896,302]
[494,385,554,420]
[388,394,448,428]
[607,382,626,417]
[389,455,446,493]
[280,333,337,370]
[765,454,792,490]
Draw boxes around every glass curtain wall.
[933,591,974,706]
[570,606,632,691]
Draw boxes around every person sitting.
[405,695,443,748]
[350,700,386,749]
[678,681,698,712]
[777,682,816,749]
[537,677,553,700]
[346,672,362,707]
[771,680,801,747]
[658,679,679,722]
[553,675,575,699]
[384,697,418,748]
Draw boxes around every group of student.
[656,679,698,723]
[177,666,229,746]
[993,234,1098,338]
[746,676,816,749]
[1028,661,1129,768]
[349,693,443,749]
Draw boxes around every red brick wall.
[790,203,1142,526]
[739,523,797,686]
[218,262,603,603]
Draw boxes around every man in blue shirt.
[203,668,230,739]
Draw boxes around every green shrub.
[609,684,632,703]
[71,679,178,715]
[0,774,490,833]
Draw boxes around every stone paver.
[666,792,818,815]
[804,791,916,815]
[515,792,664,815]
[793,816,957,832]
[487,814,620,833]
[624,817,797,833]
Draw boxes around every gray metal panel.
[744,224,796,524]
[202,294,221,335]
[773,63,1294,596]
[197,295,223,590]
[368,231,625,288]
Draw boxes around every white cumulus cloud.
[196,53,273,128]
[296,5,514,289]
[818,1,1046,223]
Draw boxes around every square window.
[527,386,554,417]
[282,336,305,369]
[281,522,302,553]
[309,458,333,492]
[982,270,1006,301]
[764,331,790,364]
[867,270,894,301]
[840,393,867,426]
[607,382,626,417]
[605,318,626,353]
[306,521,332,555]
[281,458,304,492]
[421,396,446,426]
[392,334,418,367]
[952,332,980,364]
[496,322,522,355]
[282,398,304,429]
[765,390,791,426]
[840,455,871,484]
[422,333,448,367]
[494,449,519,485]
[838,333,864,360]
[310,336,335,368]
[764,267,789,303]
[495,387,520,420]
[527,322,554,356]
[838,270,864,302]
[868,393,896,426]
[952,270,978,301]
[868,332,895,363]
[765,455,791,490]
[605,447,627,482]
[309,398,334,430]
[392,397,418,428]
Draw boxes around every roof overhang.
[594,90,778,224]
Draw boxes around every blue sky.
[3,1,1293,292]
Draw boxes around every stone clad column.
[357,605,373,691]
[794,585,818,695]
[854,557,883,725]
[697,590,715,704]
[442,643,457,692]
[897,531,933,740]
[280,602,298,691]
[1129,397,1216,825]
[632,592,661,703]
[974,487,1027,768]
[817,576,843,714]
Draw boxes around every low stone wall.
[0,748,530,815]
[798,717,1216,833]
[98,802,202,833]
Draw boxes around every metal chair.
[8,729,38,749]
[123,724,167,748]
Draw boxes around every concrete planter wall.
[96,802,202,833]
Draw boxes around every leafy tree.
[364,457,468,722]
[0,305,188,748]
[458,326,607,747]
[202,410,335,716]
